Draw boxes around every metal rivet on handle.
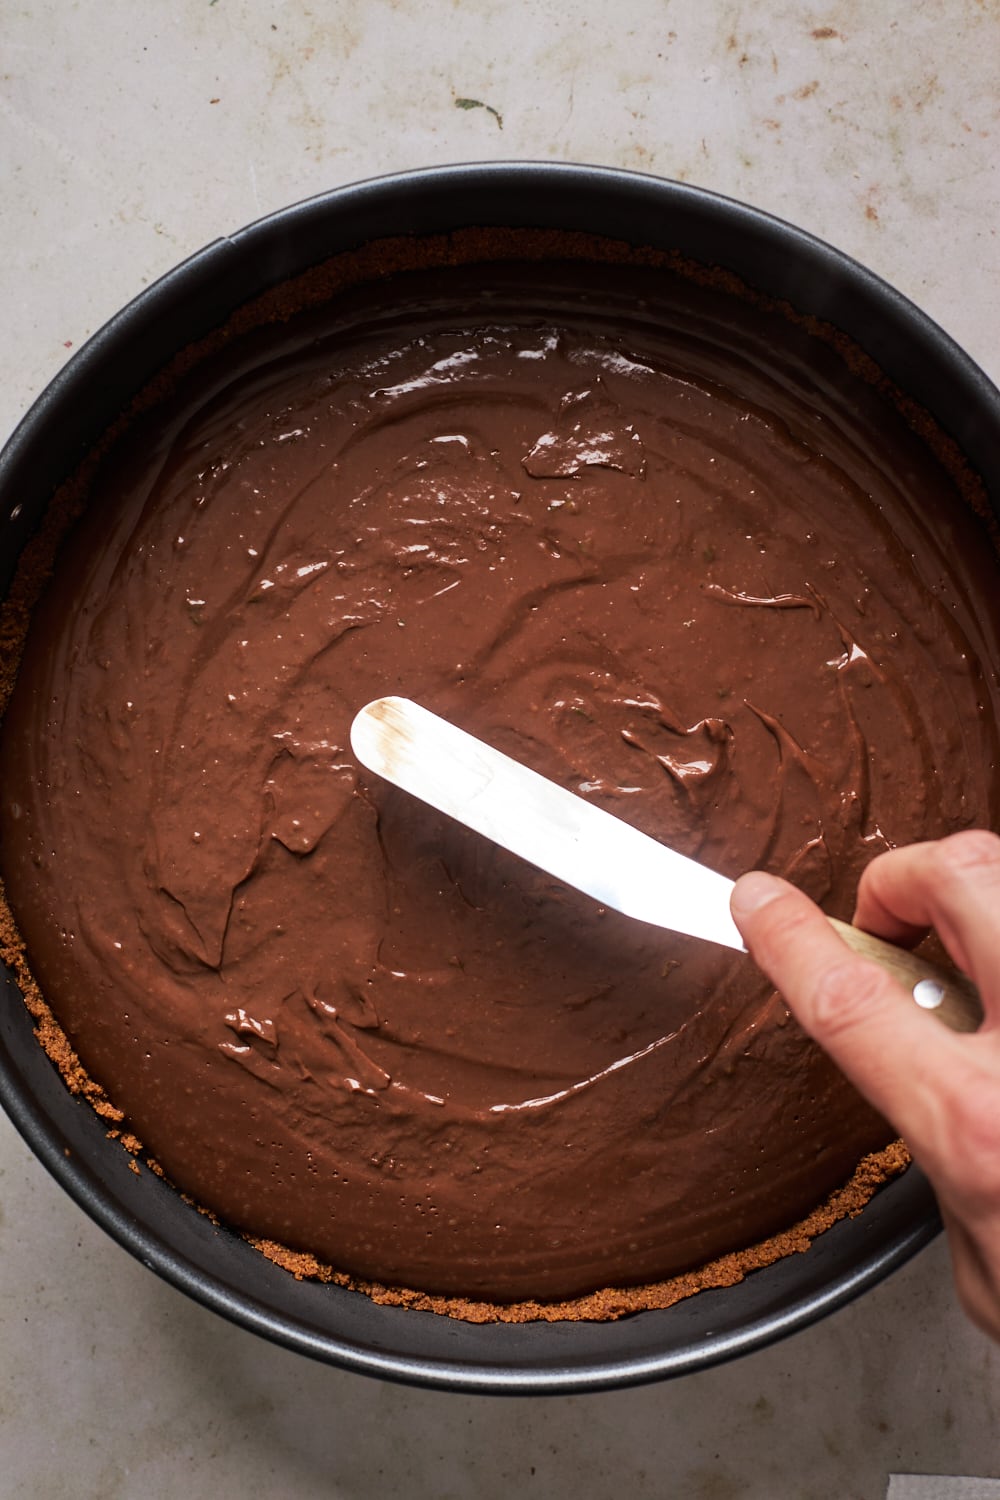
[913,978,945,1010]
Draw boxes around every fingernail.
[730,870,785,916]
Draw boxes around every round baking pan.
[0,163,996,1394]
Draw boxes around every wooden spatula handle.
[828,918,983,1034]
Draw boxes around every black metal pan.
[1,163,996,1394]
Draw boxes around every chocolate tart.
[1,165,998,1391]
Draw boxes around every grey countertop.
[2,3,999,1495]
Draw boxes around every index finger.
[854,831,1000,1017]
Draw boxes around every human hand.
[730,830,1000,1342]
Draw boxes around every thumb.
[730,870,964,1141]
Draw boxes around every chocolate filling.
[2,242,998,1312]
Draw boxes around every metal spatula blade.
[350,696,984,1034]
[351,696,743,951]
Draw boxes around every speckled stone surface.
[2,2,999,1495]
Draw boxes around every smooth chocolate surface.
[2,257,999,1303]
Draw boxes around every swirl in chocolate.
[2,257,998,1304]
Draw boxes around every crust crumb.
[247,1141,910,1323]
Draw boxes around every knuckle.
[748,901,823,979]
[808,956,897,1041]
[936,829,1000,886]
[753,895,816,955]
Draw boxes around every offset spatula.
[350,696,982,1034]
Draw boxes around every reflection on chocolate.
[2,254,999,1309]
